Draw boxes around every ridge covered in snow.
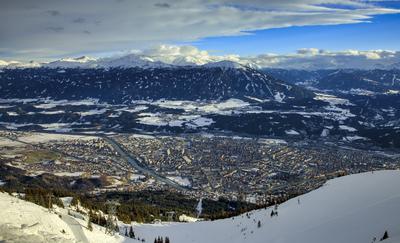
[0,54,250,70]
[203,60,245,69]
[0,60,41,68]
[45,56,98,68]
[94,54,172,69]
[2,51,399,70]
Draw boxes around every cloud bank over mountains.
[247,48,400,69]
[131,45,400,69]
[1,45,400,70]
[1,0,399,59]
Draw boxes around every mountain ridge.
[263,68,400,93]
[0,66,314,103]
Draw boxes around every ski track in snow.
[131,170,400,243]
[60,215,89,243]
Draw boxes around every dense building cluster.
[114,133,400,203]
[1,130,399,205]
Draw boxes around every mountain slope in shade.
[0,66,314,103]
[314,69,400,92]
[132,170,400,243]
[263,68,400,92]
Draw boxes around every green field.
[23,150,60,164]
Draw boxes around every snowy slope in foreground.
[1,170,399,243]
[134,170,400,243]
[0,194,129,243]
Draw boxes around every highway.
[102,136,189,191]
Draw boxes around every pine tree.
[165,236,170,243]
[129,225,135,238]
[114,223,119,233]
[380,231,389,241]
[87,217,93,231]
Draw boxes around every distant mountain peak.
[171,56,205,66]
[55,56,96,63]
[203,60,244,69]
[0,59,41,68]
[96,53,172,69]
[73,56,96,62]
[45,56,97,68]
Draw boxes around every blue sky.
[191,12,400,56]
[1,0,400,60]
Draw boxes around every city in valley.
[1,1,400,243]
[1,129,398,204]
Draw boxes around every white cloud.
[245,49,400,69]
[139,45,240,65]
[110,45,400,69]
[134,44,400,69]
[0,0,399,59]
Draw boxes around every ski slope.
[133,170,400,243]
[0,193,130,243]
[1,170,399,243]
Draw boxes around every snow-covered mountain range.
[0,54,249,69]
[2,54,399,96]
[1,170,399,243]
[1,49,400,70]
